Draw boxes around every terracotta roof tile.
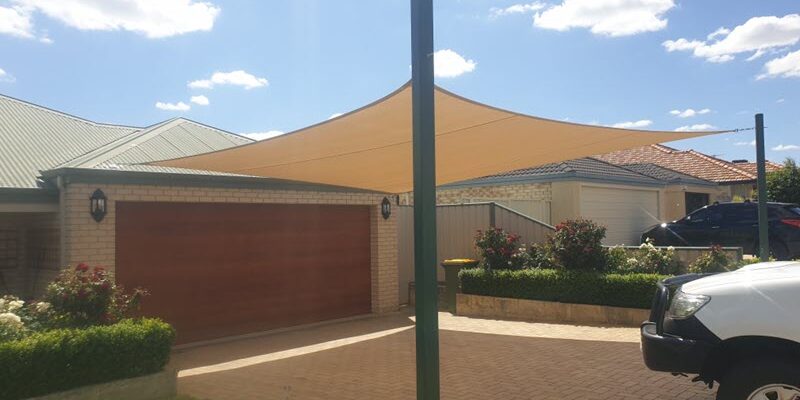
[595,144,779,183]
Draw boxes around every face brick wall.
[60,183,398,313]
[400,183,552,205]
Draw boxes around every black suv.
[642,202,800,260]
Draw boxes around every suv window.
[724,204,757,222]
[685,207,709,224]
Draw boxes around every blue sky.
[1,0,798,162]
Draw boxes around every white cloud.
[0,5,34,38]
[669,108,711,118]
[734,140,756,146]
[0,68,15,83]
[707,27,730,41]
[533,0,675,37]
[155,101,190,111]
[189,95,209,105]
[662,14,800,65]
[242,130,284,141]
[777,98,785,103]
[490,2,545,18]
[772,144,800,151]
[612,119,653,129]
[188,70,268,90]
[433,49,476,78]
[328,112,343,120]
[758,49,800,79]
[674,123,717,132]
[12,0,220,39]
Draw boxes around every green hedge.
[0,318,175,400]
[459,268,667,309]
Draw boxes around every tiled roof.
[0,94,253,189]
[461,157,662,185]
[595,144,778,183]
[621,163,715,186]
[729,161,783,176]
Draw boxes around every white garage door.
[580,186,660,246]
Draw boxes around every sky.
[1,0,799,162]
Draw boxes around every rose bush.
[689,245,731,274]
[611,239,679,275]
[549,219,607,271]
[44,263,147,327]
[475,228,523,270]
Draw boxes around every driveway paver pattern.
[172,311,715,400]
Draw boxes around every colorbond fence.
[397,202,554,304]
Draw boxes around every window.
[685,207,709,224]
[724,204,757,223]
[684,192,710,215]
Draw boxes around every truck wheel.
[716,358,800,400]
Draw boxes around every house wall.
[59,183,398,313]
[663,185,731,221]
[727,182,756,201]
[401,183,553,223]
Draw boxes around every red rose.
[76,263,89,272]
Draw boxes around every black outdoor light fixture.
[381,197,392,219]
[89,189,107,222]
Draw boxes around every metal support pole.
[755,113,769,259]
[410,0,440,399]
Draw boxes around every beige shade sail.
[153,82,725,193]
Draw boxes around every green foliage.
[0,318,174,400]
[526,242,557,269]
[475,228,522,270]
[459,267,666,309]
[43,264,147,328]
[549,219,608,271]
[611,240,680,275]
[688,245,731,273]
[766,158,800,204]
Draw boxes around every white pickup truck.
[641,261,800,400]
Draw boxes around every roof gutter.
[40,167,384,194]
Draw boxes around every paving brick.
[173,311,715,400]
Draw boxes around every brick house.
[0,94,397,343]
[403,157,728,246]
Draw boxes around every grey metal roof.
[0,94,137,188]
[0,94,253,189]
[621,163,717,187]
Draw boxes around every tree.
[767,158,800,204]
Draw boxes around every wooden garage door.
[116,202,371,344]
[580,186,660,246]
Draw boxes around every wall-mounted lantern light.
[90,189,107,222]
[381,197,392,220]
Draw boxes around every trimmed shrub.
[0,318,174,400]
[459,267,667,309]
[549,219,607,271]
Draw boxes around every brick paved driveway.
[172,311,715,400]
